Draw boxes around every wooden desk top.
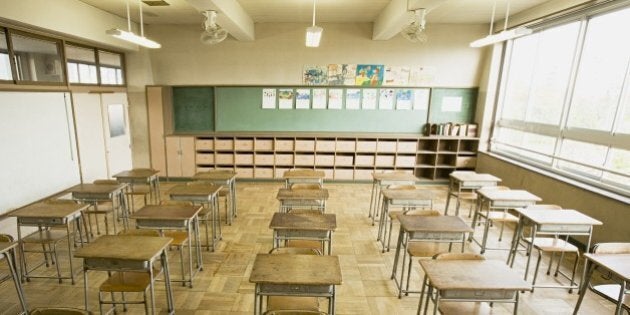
[67,183,126,195]
[477,189,541,202]
[372,172,419,182]
[514,209,603,226]
[381,189,433,201]
[193,170,237,181]
[276,188,329,201]
[169,184,222,198]
[584,254,630,281]
[398,215,473,233]
[420,260,531,291]
[0,242,18,254]
[269,213,337,231]
[11,202,89,219]
[113,169,159,179]
[249,254,342,285]
[74,235,172,261]
[450,172,501,183]
[283,169,326,179]
[131,205,203,221]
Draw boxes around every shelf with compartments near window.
[191,133,478,182]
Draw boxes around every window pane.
[66,45,97,84]
[502,22,580,124]
[67,62,78,83]
[619,92,630,134]
[603,148,630,187]
[98,50,124,85]
[10,33,64,83]
[558,139,607,177]
[494,127,555,163]
[567,7,630,131]
[0,31,12,80]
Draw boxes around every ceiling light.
[470,0,531,48]
[107,0,161,49]
[305,0,322,47]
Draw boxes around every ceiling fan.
[200,10,228,45]
[401,8,428,43]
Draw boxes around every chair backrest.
[0,233,14,243]
[269,247,322,255]
[433,252,486,261]
[404,209,441,217]
[93,179,118,185]
[526,204,562,210]
[118,229,160,237]
[592,242,630,254]
[160,200,194,206]
[30,307,93,315]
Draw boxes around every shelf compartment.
[375,155,395,167]
[234,138,254,151]
[196,166,213,173]
[416,168,436,180]
[334,168,354,180]
[196,138,214,150]
[315,139,336,152]
[295,154,315,166]
[376,140,397,153]
[275,139,294,152]
[215,138,234,151]
[416,154,436,167]
[434,168,453,180]
[274,167,290,178]
[295,139,315,151]
[316,168,334,179]
[436,154,456,167]
[397,140,418,153]
[275,154,294,166]
[336,139,356,152]
[437,139,458,153]
[354,169,373,180]
[459,139,479,154]
[315,154,335,166]
[236,167,254,178]
[255,153,274,166]
[215,153,234,164]
[254,167,274,179]
[418,139,438,152]
[395,155,416,167]
[356,140,377,152]
[196,153,214,165]
[355,154,374,166]
[235,153,254,165]
[335,154,354,166]
[255,138,274,151]
[455,156,477,168]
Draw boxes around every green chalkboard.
[428,88,478,124]
[215,87,430,133]
[172,87,214,133]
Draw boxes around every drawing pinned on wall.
[413,88,430,110]
[355,64,384,86]
[295,89,311,109]
[262,88,276,109]
[278,89,294,109]
[384,66,410,86]
[409,66,436,86]
[396,89,413,110]
[345,89,361,110]
[303,65,328,85]
[342,64,357,85]
[328,89,343,109]
[327,64,344,85]
[379,88,395,110]
[312,89,327,109]
[362,89,377,109]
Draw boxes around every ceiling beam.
[372,0,446,40]
[186,0,255,41]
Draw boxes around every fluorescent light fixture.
[469,26,532,48]
[305,26,323,47]
[107,28,161,49]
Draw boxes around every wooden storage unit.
[315,139,336,152]
[236,167,254,178]
[275,139,294,151]
[376,140,397,153]
[316,168,335,180]
[255,153,274,165]
[395,155,416,167]
[356,140,377,152]
[255,138,274,151]
[295,139,315,151]
[295,154,315,166]
[334,168,354,180]
[196,153,214,165]
[336,154,354,166]
[315,154,335,166]
[216,153,234,165]
[375,155,395,167]
[254,167,274,179]
[354,169,373,180]
[275,154,294,166]
[235,153,254,165]
[234,138,254,151]
[397,140,418,153]
[215,138,234,151]
[196,138,214,150]
[355,155,374,166]
[336,139,356,152]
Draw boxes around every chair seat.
[23,230,68,244]
[406,242,442,258]
[163,231,189,246]
[100,271,153,292]
[591,284,630,309]
[527,237,579,252]
[484,211,519,222]
[438,302,492,315]
[266,296,319,312]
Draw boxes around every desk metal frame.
[114,169,161,210]
[269,212,336,255]
[377,188,433,252]
[368,172,420,226]
[69,183,129,235]
[282,169,325,189]
[168,184,221,251]
[574,253,630,315]
[193,170,238,225]
[444,172,500,216]
[276,188,329,214]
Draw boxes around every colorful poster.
[342,64,357,85]
[362,89,377,109]
[262,88,276,109]
[379,88,395,110]
[409,66,436,86]
[413,88,430,110]
[312,89,327,109]
[303,65,328,85]
[345,89,361,110]
[355,64,384,86]
[396,89,413,110]
[384,66,411,86]
[295,89,311,109]
[327,64,344,85]
[328,89,343,109]
[278,89,294,109]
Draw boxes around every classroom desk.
[74,235,174,315]
[168,183,222,251]
[114,169,161,209]
[249,254,342,315]
[368,172,420,225]
[470,189,541,254]
[507,208,602,291]
[574,253,630,315]
[391,215,473,298]
[0,242,28,314]
[418,260,531,315]
[444,172,501,216]
[130,204,203,288]
[275,188,329,213]
[282,169,326,188]
[68,183,128,234]
[193,170,238,225]
[378,188,433,252]
[269,212,337,255]
[11,202,89,284]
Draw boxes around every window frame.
[65,42,100,86]
[7,29,67,86]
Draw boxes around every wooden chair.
[418,253,486,315]
[444,171,477,217]
[30,307,93,315]
[588,243,630,313]
[83,180,120,236]
[380,184,422,249]
[473,186,516,251]
[124,168,154,212]
[186,181,224,245]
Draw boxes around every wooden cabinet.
[165,136,195,177]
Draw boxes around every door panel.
[101,93,133,177]
[73,93,108,182]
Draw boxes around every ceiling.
[78,0,552,25]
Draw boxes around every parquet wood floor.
[0,182,615,314]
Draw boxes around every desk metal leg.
[161,251,174,314]
[83,265,89,311]
[573,259,594,315]
[390,227,405,280]
[4,250,28,314]
[66,224,75,284]
[368,180,377,218]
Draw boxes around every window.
[10,32,64,83]
[492,5,630,196]
[66,44,97,84]
[98,50,124,85]
[0,30,12,81]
